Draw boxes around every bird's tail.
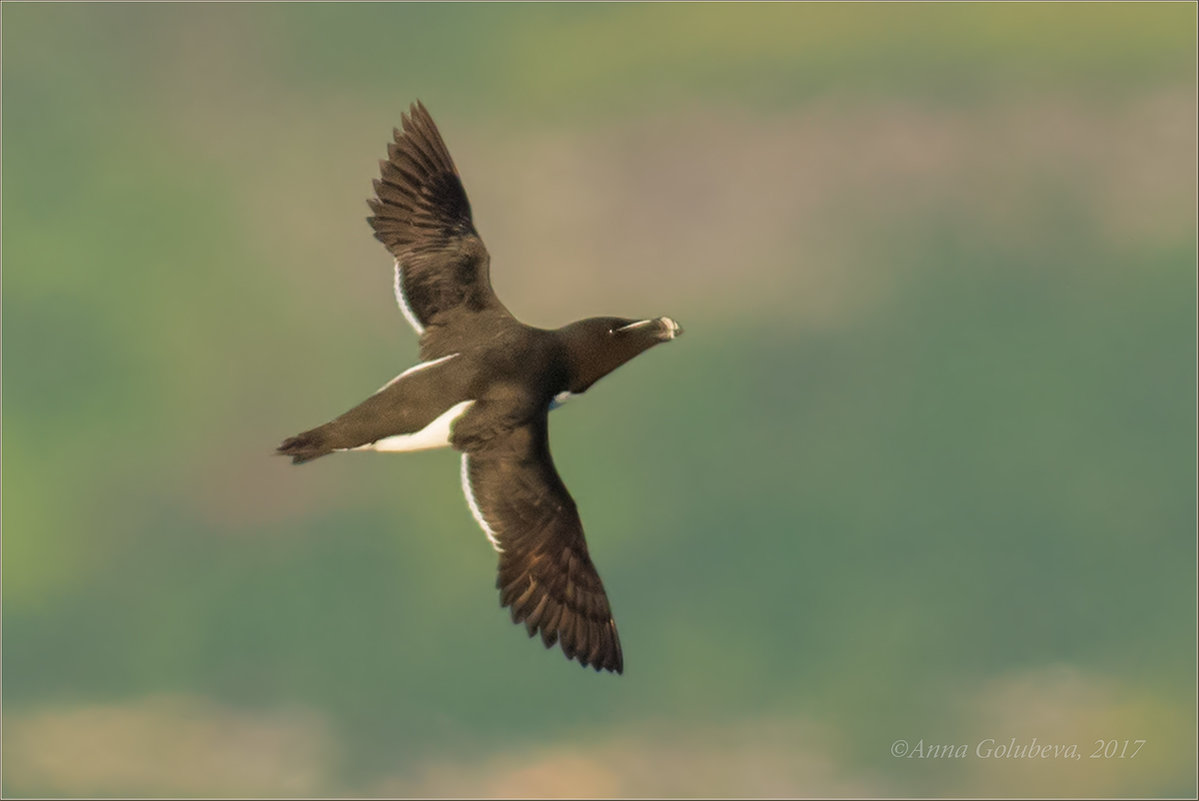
[276,426,335,464]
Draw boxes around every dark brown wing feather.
[367,101,506,334]
[460,419,623,674]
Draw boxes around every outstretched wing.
[367,101,507,338]
[458,418,623,674]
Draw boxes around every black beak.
[656,317,683,341]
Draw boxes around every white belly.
[349,400,474,453]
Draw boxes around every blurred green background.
[3,3,1195,797]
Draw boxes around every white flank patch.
[548,390,574,411]
[376,353,459,393]
[347,400,474,454]
[461,453,503,552]
[393,259,425,335]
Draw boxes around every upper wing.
[458,418,624,674]
[367,101,507,337]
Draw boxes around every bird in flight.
[278,101,682,674]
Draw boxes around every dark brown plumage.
[279,101,682,674]
[463,419,623,673]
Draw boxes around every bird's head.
[560,316,684,394]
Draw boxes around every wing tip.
[525,604,624,675]
[370,99,477,262]
[504,590,624,674]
